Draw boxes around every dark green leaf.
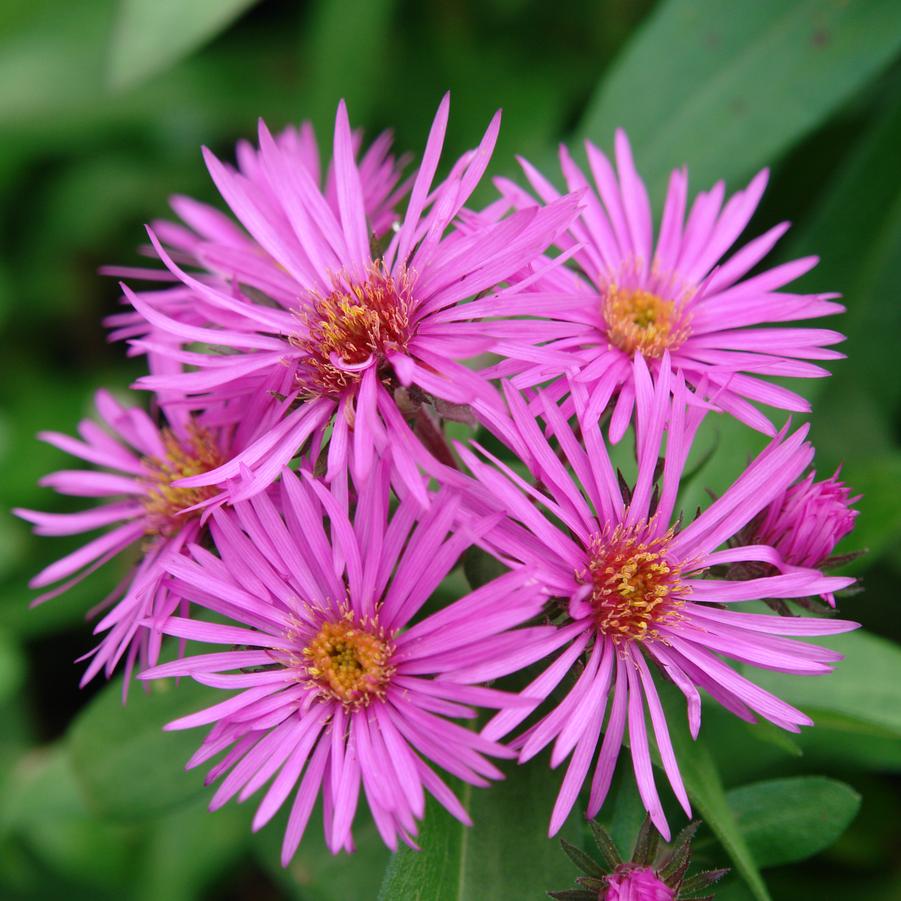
[604,769,644,861]
[379,757,583,900]
[727,777,860,868]
[68,677,221,821]
[252,803,389,901]
[580,0,901,195]
[108,0,261,89]
[135,801,250,901]
[463,545,508,591]
[0,628,24,704]
[560,839,606,878]
[793,85,901,414]
[587,822,622,872]
[657,681,770,901]
[302,0,400,131]
[2,745,137,889]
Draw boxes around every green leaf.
[836,455,901,568]
[108,0,261,89]
[0,628,24,704]
[750,629,901,738]
[68,677,221,821]
[727,777,860,868]
[2,745,137,890]
[676,741,770,901]
[580,0,901,194]
[605,770,647,861]
[657,682,770,901]
[794,87,901,569]
[252,805,389,901]
[302,0,400,131]
[793,83,901,410]
[135,800,250,901]
[462,545,508,591]
[379,757,583,900]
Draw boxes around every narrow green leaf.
[605,771,645,861]
[657,681,770,901]
[560,839,606,878]
[579,0,901,194]
[379,757,583,900]
[302,0,400,130]
[0,628,24,705]
[677,742,770,901]
[68,677,220,821]
[727,777,861,868]
[108,0,260,89]
[792,84,901,413]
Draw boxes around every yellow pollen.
[141,426,224,535]
[302,616,393,708]
[582,521,687,644]
[602,285,690,358]
[294,261,414,396]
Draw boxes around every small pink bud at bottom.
[603,864,675,901]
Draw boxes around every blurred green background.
[1,1,899,899]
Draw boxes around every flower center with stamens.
[302,616,394,708]
[583,522,687,643]
[294,261,414,396]
[602,285,690,358]
[141,426,224,535]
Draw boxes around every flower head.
[486,130,845,441]
[752,469,860,571]
[458,358,857,838]
[14,388,271,688]
[123,96,578,503]
[549,816,728,901]
[104,119,408,347]
[142,464,552,859]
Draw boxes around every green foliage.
[1,0,900,898]
[656,681,770,901]
[68,677,220,821]
[253,806,390,901]
[379,758,583,900]
[580,0,901,195]
[726,777,861,869]
[750,629,901,738]
[109,0,262,89]
[0,629,24,704]
[302,0,400,131]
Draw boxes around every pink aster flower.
[123,95,578,503]
[140,464,553,859]
[752,468,860,571]
[739,468,860,609]
[14,386,281,688]
[486,131,845,440]
[456,357,857,839]
[103,119,409,349]
[604,867,674,901]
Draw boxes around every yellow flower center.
[602,285,690,358]
[295,262,414,396]
[302,616,394,708]
[141,426,224,534]
[583,522,687,644]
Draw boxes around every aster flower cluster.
[19,95,861,866]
